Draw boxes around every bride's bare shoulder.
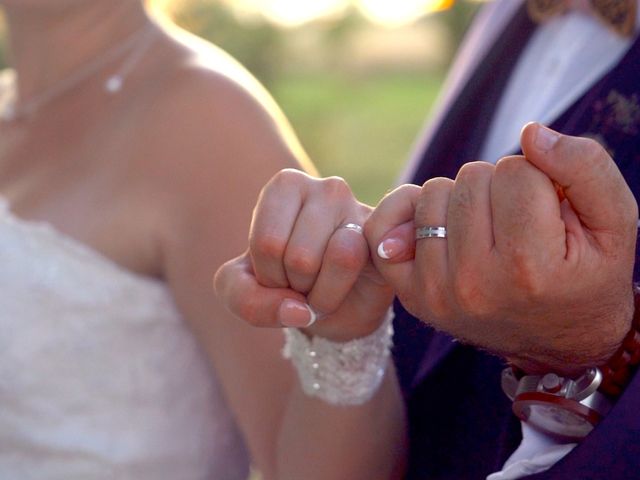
[128,24,314,235]
[135,24,311,177]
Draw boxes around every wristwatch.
[501,367,611,440]
[501,290,640,441]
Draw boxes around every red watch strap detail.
[513,391,603,427]
[598,290,640,397]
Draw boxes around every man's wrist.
[501,287,640,440]
[598,287,640,396]
[507,287,636,377]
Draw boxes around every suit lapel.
[401,0,525,183]
[410,4,536,185]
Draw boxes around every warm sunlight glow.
[358,0,454,27]
[231,0,348,26]
[166,0,458,27]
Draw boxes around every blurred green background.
[167,0,481,204]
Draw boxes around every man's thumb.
[520,122,637,234]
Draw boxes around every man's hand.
[367,123,638,375]
[215,169,394,342]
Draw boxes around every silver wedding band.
[339,223,363,234]
[415,226,447,240]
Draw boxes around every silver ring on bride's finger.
[339,223,363,234]
[415,226,447,240]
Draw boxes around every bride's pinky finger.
[366,184,421,298]
[214,254,310,328]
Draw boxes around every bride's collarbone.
[0,154,166,282]
[1,184,166,282]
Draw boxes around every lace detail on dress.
[0,197,250,479]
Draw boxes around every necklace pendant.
[104,75,123,93]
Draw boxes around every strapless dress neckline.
[0,195,163,291]
[0,195,250,479]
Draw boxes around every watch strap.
[598,289,640,396]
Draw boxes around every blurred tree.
[0,12,7,70]
[170,0,284,85]
[433,0,481,65]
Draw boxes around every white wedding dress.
[0,197,250,479]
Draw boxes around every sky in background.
[231,0,453,27]
[169,0,463,27]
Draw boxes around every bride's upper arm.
[132,54,314,477]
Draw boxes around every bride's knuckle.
[284,247,320,278]
[251,234,287,261]
[320,176,352,200]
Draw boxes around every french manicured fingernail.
[377,238,407,260]
[534,124,561,151]
[278,299,317,328]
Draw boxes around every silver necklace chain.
[1,24,158,122]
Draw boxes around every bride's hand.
[215,169,394,341]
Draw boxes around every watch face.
[521,402,594,440]
[513,393,600,441]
